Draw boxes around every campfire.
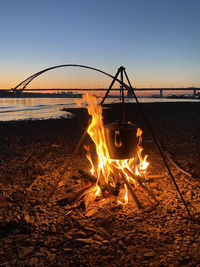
[55,66,191,218]
[76,94,157,209]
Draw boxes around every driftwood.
[165,153,192,178]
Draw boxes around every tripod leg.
[73,118,91,156]
[123,70,193,219]
[100,68,121,106]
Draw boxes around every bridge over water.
[20,87,199,98]
[10,64,199,98]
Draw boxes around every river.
[0,97,199,121]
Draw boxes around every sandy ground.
[0,102,200,266]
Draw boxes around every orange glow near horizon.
[0,70,198,95]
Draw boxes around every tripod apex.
[118,66,125,71]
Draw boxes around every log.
[78,169,97,183]
[146,174,166,179]
[118,171,142,210]
[78,169,120,196]
[165,153,192,178]
[46,168,70,202]
[124,168,158,203]
[57,185,94,206]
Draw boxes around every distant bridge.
[11,64,199,97]
[22,87,199,97]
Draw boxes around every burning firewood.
[78,169,120,196]
[57,184,94,206]
[78,169,97,183]
[118,171,142,210]
[57,94,159,210]
[124,168,158,203]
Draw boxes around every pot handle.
[115,130,122,147]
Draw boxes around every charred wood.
[124,168,158,203]
[118,171,142,210]
[57,185,93,206]
[78,169,120,196]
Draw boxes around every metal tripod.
[49,65,192,219]
[100,66,192,219]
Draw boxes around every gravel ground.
[0,102,200,266]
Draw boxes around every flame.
[81,93,149,204]
[95,184,101,196]
[84,145,95,175]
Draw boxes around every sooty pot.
[104,121,138,160]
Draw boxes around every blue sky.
[0,0,200,88]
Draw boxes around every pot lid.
[104,120,136,130]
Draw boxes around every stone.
[150,182,158,189]
[76,238,95,244]
[143,251,156,258]
[94,240,103,246]
[185,190,193,200]
[47,253,56,262]
[51,144,60,148]
[28,257,39,265]
[93,234,104,242]
[85,208,98,217]
[18,246,34,259]
[24,214,30,222]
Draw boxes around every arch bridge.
[11,64,125,94]
[11,64,199,98]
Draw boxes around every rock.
[118,239,124,246]
[143,251,156,258]
[57,216,65,226]
[58,180,65,187]
[35,251,46,257]
[51,144,60,148]
[76,238,95,244]
[150,182,158,189]
[185,190,193,200]
[84,226,98,233]
[195,203,200,213]
[94,240,103,246]
[97,227,111,238]
[85,208,98,217]
[28,257,39,265]
[24,214,30,222]
[101,240,109,244]
[18,246,34,259]
[93,234,104,242]
[47,253,56,262]
[63,248,73,252]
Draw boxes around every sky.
[0,0,200,89]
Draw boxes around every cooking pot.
[104,121,138,160]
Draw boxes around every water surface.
[0,97,199,121]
